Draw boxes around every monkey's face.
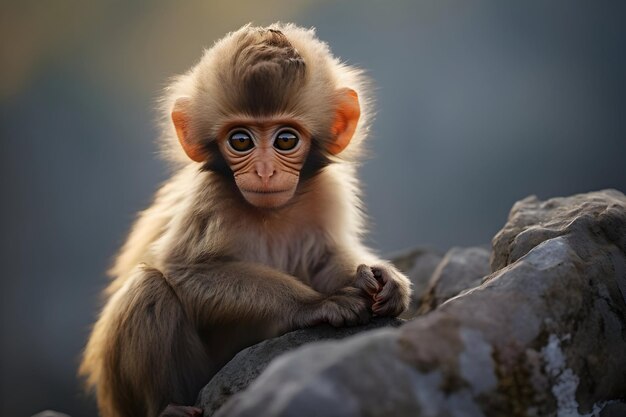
[216,119,311,208]
[171,87,360,209]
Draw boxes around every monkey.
[79,23,412,417]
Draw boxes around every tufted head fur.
[159,22,372,168]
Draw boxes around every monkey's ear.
[172,97,207,162]
[328,88,361,155]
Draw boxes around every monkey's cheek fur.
[240,188,297,208]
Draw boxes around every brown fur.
[80,23,411,417]
[233,28,306,114]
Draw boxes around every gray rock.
[196,317,403,416]
[418,246,490,313]
[599,401,626,417]
[212,189,626,417]
[388,247,444,317]
[490,189,626,272]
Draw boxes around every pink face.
[171,88,361,208]
[217,118,311,208]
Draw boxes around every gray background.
[1,1,625,416]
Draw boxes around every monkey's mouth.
[240,187,296,209]
[241,189,291,194]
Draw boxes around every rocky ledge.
[198,189,626,417]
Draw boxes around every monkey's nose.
[255,162,276,185]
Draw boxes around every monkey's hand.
[317,273,376,327]
[356,264,411,317]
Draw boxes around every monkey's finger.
[372,301,381,315]
[373,298,399,317]
[375,279,398,302]
[372,267,383,279]
[371,266,387,284]
[376,290,406,316]
[356,264,380,295]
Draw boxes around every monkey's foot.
[322,287,372,327]
[159,404,203,417]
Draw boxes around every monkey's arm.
[163,260,372,333]
[309,247,412,317]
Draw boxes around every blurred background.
[1,1,625,416]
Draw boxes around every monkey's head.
[166,23,368,209]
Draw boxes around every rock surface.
[209,189,626,417]
[388,247,444,317]
[196,318,403,416]
[418,246,490,313]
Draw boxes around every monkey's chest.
[235,231,325,282]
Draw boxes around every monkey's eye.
[273,130,299,152]
[228,131,255,152]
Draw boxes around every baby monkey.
[80,23,411,417]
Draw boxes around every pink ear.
[172,98,207,162]
[328,88,360,155]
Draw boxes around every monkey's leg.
[82,265,211,417]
